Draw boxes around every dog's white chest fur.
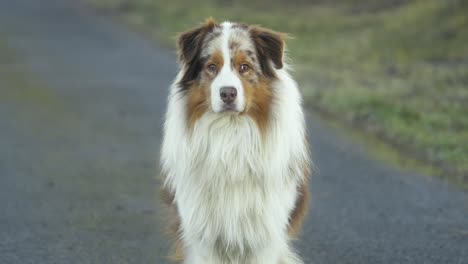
[178,114,296,258]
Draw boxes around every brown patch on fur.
[288,178,310,237]
[242,77,273,137]
[209,50,224,68]
[186,50,223,130]
[161,186,185,262]
[288,139,312,237]
[249,26,285,79]
[186,82,209,130]
[232,51,273,136]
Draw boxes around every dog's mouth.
[221,103,238,112]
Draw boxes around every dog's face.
[177,19,284,128]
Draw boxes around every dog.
[161,18,311,264]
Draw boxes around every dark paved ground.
[0,0,467,263]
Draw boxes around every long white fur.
[161,22,309,264]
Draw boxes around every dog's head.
[176,19,285,127]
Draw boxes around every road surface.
[0,0,467,263]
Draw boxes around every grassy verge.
[87,0,468,187]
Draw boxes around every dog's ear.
[176,18,217,90]
[250,26,285,78]
[177,18,217,64]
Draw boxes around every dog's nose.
[220,86,237,104]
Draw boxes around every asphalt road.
[0,0,467,263]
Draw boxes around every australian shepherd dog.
[161,19,311,264]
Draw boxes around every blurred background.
[0,0,467,263]
[90,0,468,186]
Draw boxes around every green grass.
[88,0,468,186]
[0,38,60,109]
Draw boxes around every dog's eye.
[239,64,250,73]
[207,64,217,72]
